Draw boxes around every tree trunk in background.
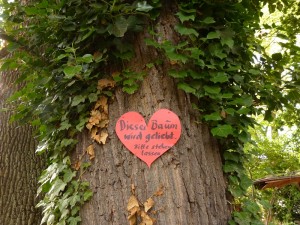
[78,7,231,225]
[0,70,44,225]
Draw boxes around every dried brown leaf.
[86,144,95,160]
[86,122,93,130]
[99,130,108,144]
[73,161,81,171]
[98,78,116,90]
[144,198,155,213]
[97,119,109,128]
[153,186,164,197]
[94,96,108,110]
[139,210,155,225]
[127,195,140,211]
[220,110,227,118]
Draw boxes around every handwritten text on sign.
[115,109,181,167]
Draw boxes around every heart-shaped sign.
[115,109,181,167]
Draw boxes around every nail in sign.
[115,109,181,167]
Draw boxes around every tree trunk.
[77,8,231,225]
[0,70,44,225]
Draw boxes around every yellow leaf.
[86,122,93,130]
[98,78,116,90]
[94,96,108,110]
[99,130,108,144]
[139,210,155,225]
[86,144,95,160]
[153,186,164,197]
[97,119,109,128]
[127,195,139,211]
[73,161,81,171]
[144,198,154,213]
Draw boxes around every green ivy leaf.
[207,31,220,39]
[203,112,222,121]
[108,16,128,37]
[169,70,188,78]
[178,82,196,94]
[67,216,81,225]
[63,65,82,79]
[211,124,234,137]
[49,179,67,200]
[136,1,153,12]
[63,169,76,183]
[202,17,216,24]
[71,95,86,107]
[203,85,221,94]
[210,72,228,83]
[175,24,199,37]
[176,11,195,23]
[83,190,93,201]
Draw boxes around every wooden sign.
[115,109,181,167]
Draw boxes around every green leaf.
[63,65,82,78]
[123,86,138,94]
[203,85,221,95]
[59,120,72,131]
[80,54,94,63]
[175,24,199,37]
[207,31,220,39]
[49,179,67,199]
[67,216,81,225]
[202,17,216,24]
[211,124,234,137]
[88,93,98,102]
[83,190,93,201]
[108,16,128,37]
[169,70,188,78]
[203,112,222,121]
[165,51,189,63]
[229,95,253,107]
[178,82,196,94]
[176,11,195,23]
[221,37,234,48]
[63,169,76,183]
[136,1,153,12]
[71,95,86,107]
[210,72,228,83]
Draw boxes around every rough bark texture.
[77,7,231,225]
[0,70,44,225]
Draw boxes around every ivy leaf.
[211,124,234,137]
[203,112,222,121]
[136,1,153,12]
[175,24,199,37]
[63,65,82,78]
[108,16,128,37]
[202,17,215,24]
[71,95,86,107]
[207,31,220,39]
[49,179,67,199]
[210,72,228,83]
[221,37,234,48]
[83,190,93,201]
[176,11,195,23]
[203,85,221,94]
[67,216,81,225]
[178,82,196,94]
[169,70,188,78]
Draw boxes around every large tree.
[1,0,299,225]
[0,69,44,224]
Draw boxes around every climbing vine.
[0,0,299,224]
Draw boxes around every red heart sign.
[115,109,181,167]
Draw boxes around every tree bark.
[77,7,231,225]
[0,70,44,225]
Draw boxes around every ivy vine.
[0,0,298,225]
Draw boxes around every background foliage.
[0,0,300,224]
